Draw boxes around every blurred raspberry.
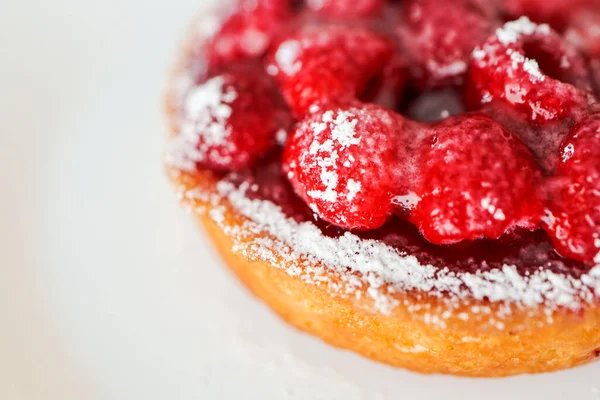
[206,0,293,70]
[396,0,500,89]
[172,63,291,171]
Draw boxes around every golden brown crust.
[165,167,600,377]
[163,11,600,376]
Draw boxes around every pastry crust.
[165,167,600,377]
[163,11,600,377]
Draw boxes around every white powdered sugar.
[274,40,302,75]
[306,0,326,10]
[305,110,361,205]
[165,76,237,170]
[470,18,552,112]
[426,60,467,78]
[175,176,600,318]
[508,50,544,82]
[495,16,549,45]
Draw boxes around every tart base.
[169,167,600,377]
[163,8,600,376]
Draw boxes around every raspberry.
[466,17,593,124]
[176,64,291,171]
[590,59,600,101]
[565,8,600,100]
[481,103,577,173]
[283,103,409,230]
[565,8,600,58]
[396,0,499,89]
[305,0,384,18]
[410,114,543,244]
[543,115,600,264]
[267,25,399,116]
[503,0,595,30]
[206,0,293,70]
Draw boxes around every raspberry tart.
[164,0,600,376]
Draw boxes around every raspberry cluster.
[176,0,600,264]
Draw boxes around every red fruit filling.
[409,114,543,244]
[543,115,600,264]
[172,1,600,268]
[466,17,593,124]
[396,0,500,88]
[266,24,402,116]
[175,64,291,171]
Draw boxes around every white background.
[1,1,599,398]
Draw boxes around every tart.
[164,0,600,376]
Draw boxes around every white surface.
[1,1,599,399]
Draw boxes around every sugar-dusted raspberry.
[283,103,410,230]
[466,17,593,124]
[305,0,384,18]
[173,63,291,171]
[543,115,600,264]
[206,0,293,70]
[410,114,543,244]
[396,0,500,89]
[266,25,399,116]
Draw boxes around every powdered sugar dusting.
[305,110,360,204]
[275,40,302,75]
[165,76,237,170]
[173,174,600,319]
[495,16,548,45]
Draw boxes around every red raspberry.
[173,64,291,171]
[590,59,600,101]
[543,115,600,264]
[305,0,384,18]
[565,8,600,58]
[396,0,499,89]
[410,114,543,244]
[283,103,410,230]
[206,0,293,70]
[503,0,596,29]
[481,103,578,173]
[565,9,600,100]
[266,25,400,116]
[466,17,593,124]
